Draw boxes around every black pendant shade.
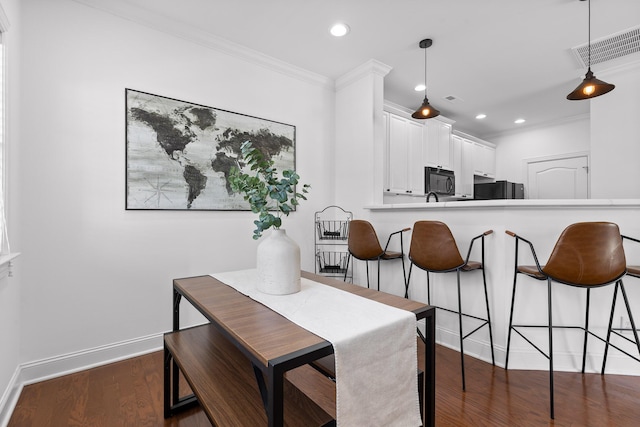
[412,38,440,119]
[411,97,440,119]
[566,0,614,101]
[566,68,615,100]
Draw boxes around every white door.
[526,155,589,199]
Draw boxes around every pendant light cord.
[587,0,591,69]
[423,44,428,98]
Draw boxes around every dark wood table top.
[173,271,432,367]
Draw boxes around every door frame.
[522,151,590,199]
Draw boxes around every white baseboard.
[0,367,20,427]
[0,333,163,427]
[435,325,640,375]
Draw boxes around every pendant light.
[566,0,614,100]
[412,38,440,119]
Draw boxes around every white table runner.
[212,269,421,427]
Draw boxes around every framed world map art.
[125,89,297,210]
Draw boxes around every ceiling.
[81,0,640,139]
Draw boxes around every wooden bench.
[164,323,337,426]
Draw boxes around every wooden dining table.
[164,271,435,427]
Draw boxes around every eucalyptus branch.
[229,141,310,239]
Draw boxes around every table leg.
[424,310,436,427]
[172,289,181,407]
[163,346,171,418]
[267,364,284,427]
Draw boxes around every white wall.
[492,58,640,200]
[591,61,640,198]
[12,0,335,380]
[334,60,390,217]
[0,0,22,420]
[491,116,590,186]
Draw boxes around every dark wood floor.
[8,344,640,426]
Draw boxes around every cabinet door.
[460,138,474,196]
[485,145,496,178]
[472,142,485,175]
[436,121,452,169]
[426,120,452,169]
[451,135,462,180]
[382,112,390,191]
[407,121,425,195]
[473,142,496,178]
[387,114,409,193]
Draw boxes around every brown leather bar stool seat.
[405,220,495,391]
[343,220,410,293]
[505,222,640,420]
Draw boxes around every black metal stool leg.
[365,260,370,288]
[400,236,408,298]
[481,266,495,366]
[620,281,640,358]
[604,280,640,372]
[402,257,408,298]
[581,288,591,373]
[377,258,381,291]
[602,280,620,374]
[505,273,519,370]
[548,278,555,420]
[343,253,351,282]
[406,263,413,299]
[457,269,466,391]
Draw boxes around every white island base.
[363,199,640,376]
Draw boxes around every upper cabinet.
[385,112,426,195]
[383,104,459,198]
[473,142,496,178]
[425,119,453,170]
[451,135,474,197]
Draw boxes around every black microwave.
[425,167,455,195]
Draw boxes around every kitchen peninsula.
[364,198,640,376]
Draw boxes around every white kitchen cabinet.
[385,112,426,195]
[451,135,474,197]
[425,119,452,170]
[473,142,496,178]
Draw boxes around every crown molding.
[335,59,392,92]
[73,0,333,91]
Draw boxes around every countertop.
[367,199,640,210]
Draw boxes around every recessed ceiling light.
[414,84,426,92]
[514,118,526,124]
[329,23,350,37]
[475,114,487,120]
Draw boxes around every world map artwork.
[125,89,296,210]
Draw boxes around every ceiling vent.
[571,25,640,68]
[443,95,463,104]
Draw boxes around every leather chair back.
[544,222,626,286]
[409,221,465,272]
[348,220,384,260]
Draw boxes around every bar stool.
[606,234,640,356]
[505,222,640,419]
[343,220,410,293]
[405,220,495,391]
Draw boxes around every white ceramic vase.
[256,228,301,295]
